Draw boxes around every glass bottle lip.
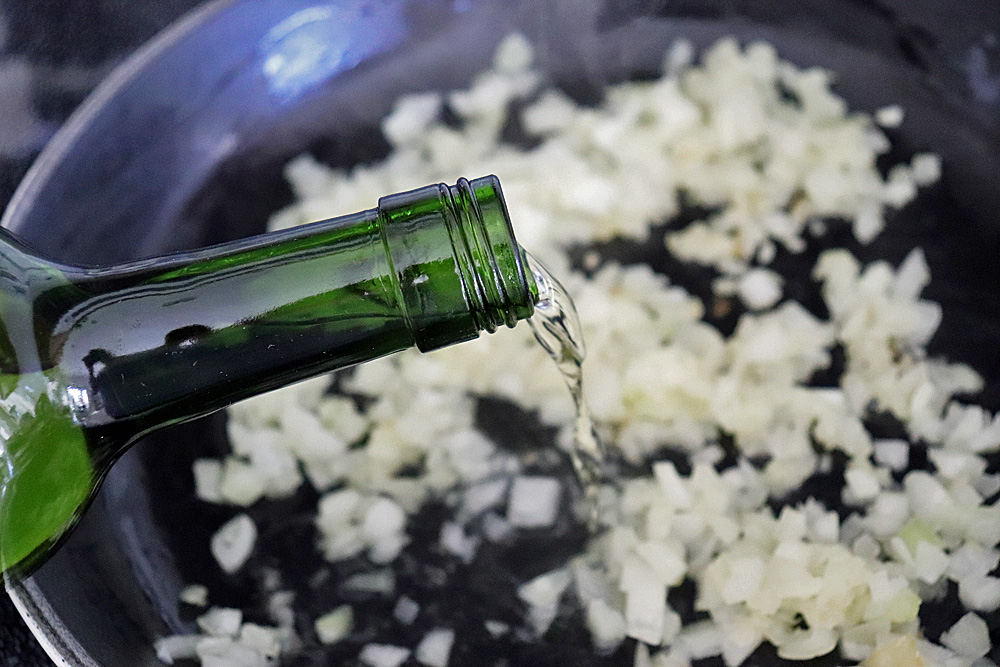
[449,175,537,331]
[377,175,538,352]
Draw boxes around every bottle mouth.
[378,175,538,352]
[444,175,537,333]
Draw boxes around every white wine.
[526,254,606,509]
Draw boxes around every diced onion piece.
[737,269,783,311]
[872,440,909,472]
[586,599,627,651]
[196,608,243,637]
[180,584,209,607]
[507,476,561,528]
[193,459,223,503]
[624,582,666,644]
[634,541,686,586]
[485,620,510,637]
[359,644,411,667]
[440,522,479,563]
[195,637,267,667]
[910,154,941,186]
[211,514,257,574]
[239,625,281,659]
[518,568,572,635]
[861,635,924,667]
[341,570,395,595]
[958,576,1000,612]
[393,596,420,625]
[874,105,904,128]
[154,635,201,664]
[653,461,693,509]
[315,606,353,645]
[415,628,455,667]
[939,612,990,658]
[776,628,837,660]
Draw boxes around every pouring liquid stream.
[525,253,607,522]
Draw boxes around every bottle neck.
[42,176,536,441]
[378,176,537,349]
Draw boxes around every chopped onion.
[940,612,990,658]
[507,476,561,528]
[315,606,353,645]
[180,31,986,667]
[196,608,242,638]
[518,568,572,635]
[154,635,201,664]
[415,628,455,667]
[358,644,411,667]
[180,584,209,607]
[393,596,420,625]
[210,514,257,575]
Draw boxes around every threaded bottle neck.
[377,175,537,352]
[442,176,536,333]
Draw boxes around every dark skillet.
[4,0,999,665]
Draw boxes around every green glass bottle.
[0,175,537,578]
